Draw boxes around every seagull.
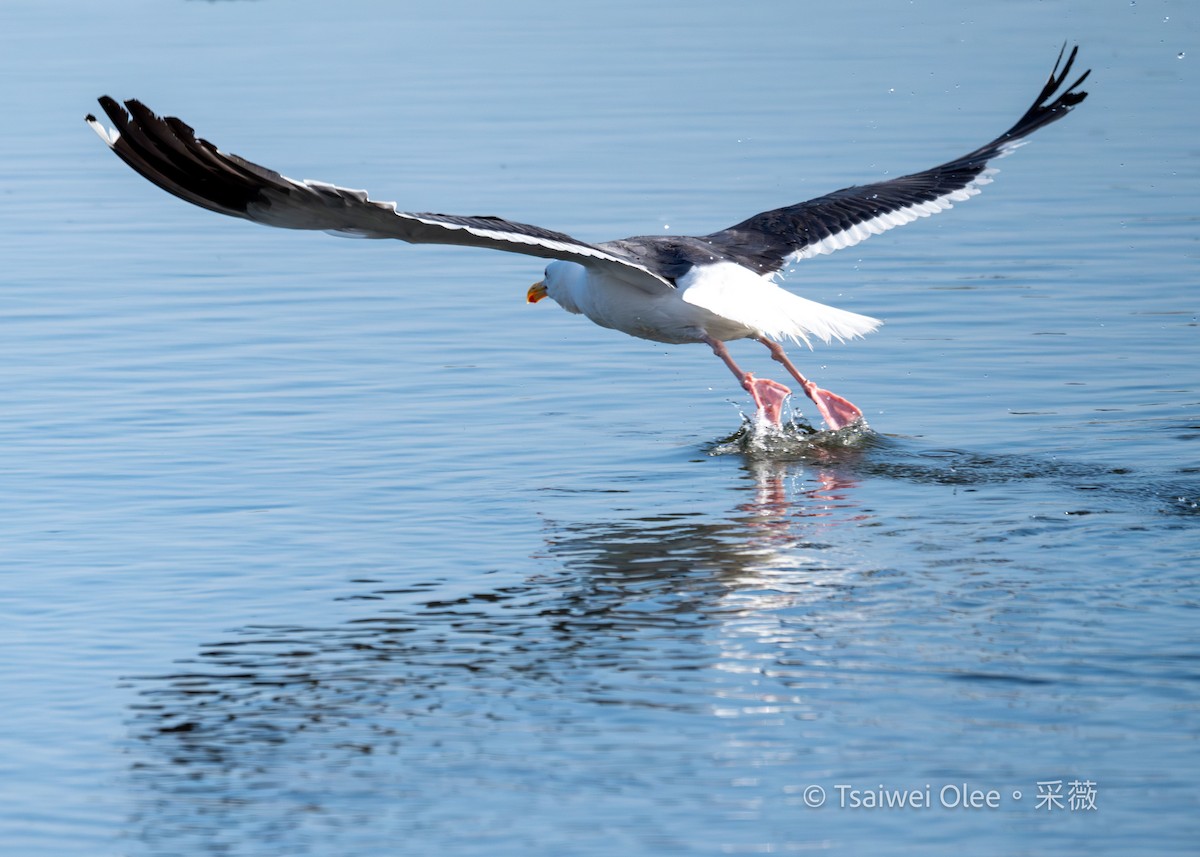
[87,47,1088,431]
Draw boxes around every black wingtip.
[97,95,124,119]
[990,43,1090,148]
[86,94,273,218]
[1044,42,1091,110]
[87,95,120,124]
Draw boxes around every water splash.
[707,415,877,459]
[707,417,1200,518]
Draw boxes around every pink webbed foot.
[744,375,792,427]
[800,380,863,431]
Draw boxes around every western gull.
[86,46,1089,431]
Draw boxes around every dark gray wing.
[86,97,672,290]
[702,45,1091,274]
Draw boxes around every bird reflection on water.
[123,456,872,852]
[122,431,1195,852]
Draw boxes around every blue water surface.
[1,0,1197,854]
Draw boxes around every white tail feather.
[679,261,881,348]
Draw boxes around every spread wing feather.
[703,45,1090,273]
[86,96,672,289]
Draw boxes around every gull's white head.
[526,260,588,314]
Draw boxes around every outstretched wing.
[703,45,1091,274]
[86,97,672,289]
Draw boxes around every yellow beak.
[527,280,548,304]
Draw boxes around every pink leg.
[756,337,863,430]
[705,336,791,427]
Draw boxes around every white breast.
[544,261,749,344]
